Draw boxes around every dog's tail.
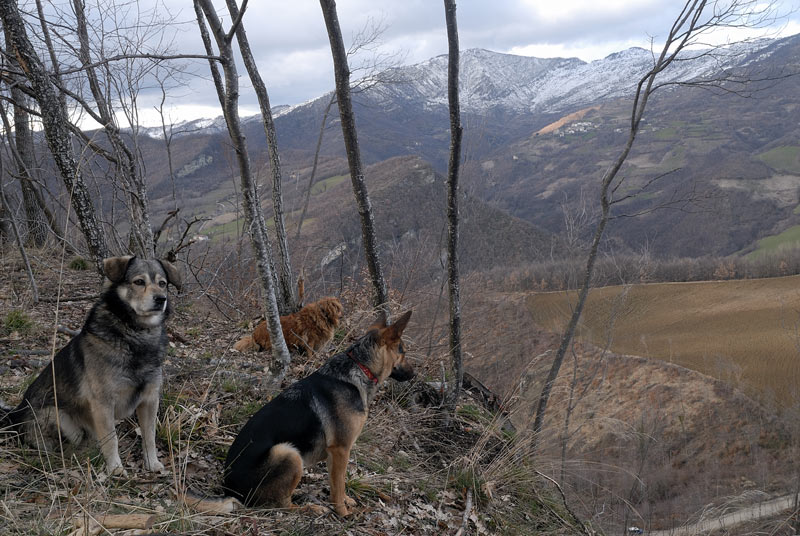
[232,334,259,352]
[180,488,242,514]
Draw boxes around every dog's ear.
[103,256,134,284]
[158,259,182,291]
[385,310,412,341]
[369,310,388,331]
[392,310,412,335]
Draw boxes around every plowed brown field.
[526,275,800,408]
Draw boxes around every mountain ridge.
[117,33,800,261]
[133,36,788,136]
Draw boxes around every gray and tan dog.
[0,256,181,475]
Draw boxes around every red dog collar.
[348,350,378,384]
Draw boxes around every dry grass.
[526,276,800,408]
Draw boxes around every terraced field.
[526,276,800,408]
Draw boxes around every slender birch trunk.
[8,84,48,248]
[529,0,766,450]
[194,0,291,378]
[319,0,389,313]
[225,0,297,314]
[442,0,464,414]
[296,94,335,240]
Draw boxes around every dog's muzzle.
[389,365,415,382]
[153,295,167,312]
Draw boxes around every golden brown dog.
[233,297,343,356]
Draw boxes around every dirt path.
[649,495,796,536]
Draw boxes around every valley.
[427,279,800,533]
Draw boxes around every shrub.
[68,257,90,270]
[3,310,33,335]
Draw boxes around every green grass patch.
[746,225,800,258]
[449,466,488,506]
[205,216,276,241]
[311,174,347,195]
[68,257,90,270]
[204,217,243,239]
[654,126,679,140]
[3,310,33,335]
[221,399,262,425]
[346,476,382,501]
[757,146,800,172]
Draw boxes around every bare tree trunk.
[442,0,464,414]
[72,0,154,258]
[296,94,335,240]
[0,0,108,271]
[319,0,389,313]
[0,159,38,303]
[0,198,11,245]
[194,0,291,378]
[295,21,403,243]
[6,81,48,248]
[0,69,50,249]
[0,99,69,250]
[530,0,773,451]
[226,0,297,314]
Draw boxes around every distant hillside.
[196,155,555,295]
[63,33,800,262]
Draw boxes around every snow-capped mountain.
[141,34,794,150]
[146,35,789,145]
[365,39,785,115]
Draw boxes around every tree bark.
[6,79,48,248]
[226,0,297,314]
[194,0,291,378]
[319,0,389,313]
[0,99,69,250]
[0,0,108,271]
[442,0,464,414]
[0,157,39,303]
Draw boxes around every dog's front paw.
[344,496,356,507]
[107,461,128,477]
[144,458,165,473]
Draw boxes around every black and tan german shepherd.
[0,256,181,475]
[222,310,413,516]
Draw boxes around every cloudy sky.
[131,0,800,126]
